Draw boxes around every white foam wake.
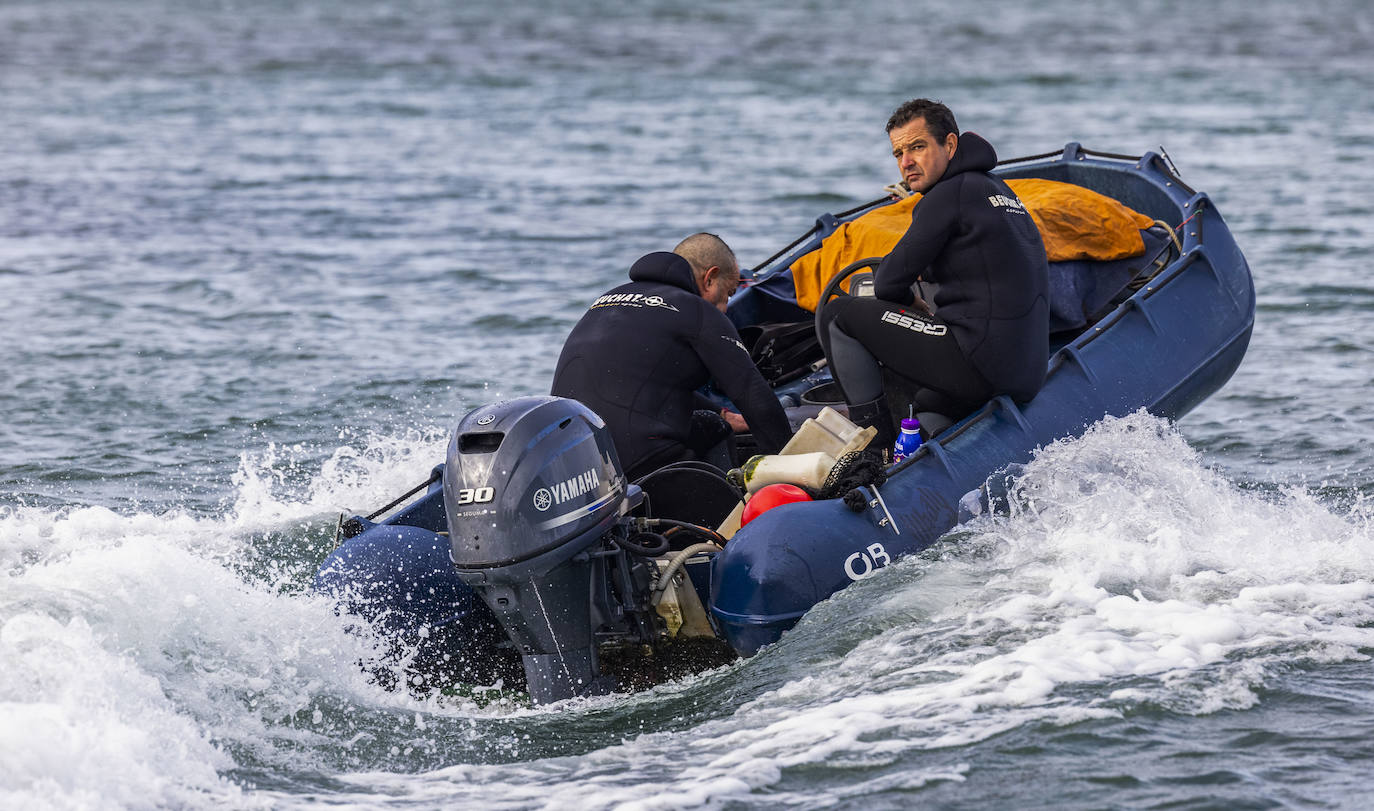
[5,412,1370,809]
[311,412,1373,809]
[0,425,456,809]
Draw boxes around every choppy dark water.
[3,1,1373,808]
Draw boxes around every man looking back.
[819,99,1050,446]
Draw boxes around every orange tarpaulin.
[791,178,1156,312]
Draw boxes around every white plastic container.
[736,450,837,493]
[716,408,878,539]
[780,406,875,458]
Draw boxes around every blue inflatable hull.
[316,144,1254,664]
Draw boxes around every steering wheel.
[813,256,883,350]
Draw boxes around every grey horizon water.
[2,0,1373,808]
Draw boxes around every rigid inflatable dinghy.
[313,144,1254,703]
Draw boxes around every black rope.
[835,195,898,219]
[364,468,442,520]
[750,195,893,275]
[750,226,820,276]
[842,489,870,513]
[996,146,1140,166]
[778,449,892,513]
[1082,210,1195,327]
[995,148,1065,166]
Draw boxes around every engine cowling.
[444,396,631,703]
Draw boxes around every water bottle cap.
[900,417,921,430]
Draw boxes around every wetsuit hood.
[628,251,700,295]
[942,131,998,181]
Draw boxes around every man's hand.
[722,409,749,432]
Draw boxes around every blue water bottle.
[893,414,923,462]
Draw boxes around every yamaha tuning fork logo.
[531,467,601,511]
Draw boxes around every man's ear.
[701,265,721,291]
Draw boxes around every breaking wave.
[8,413,1368,808]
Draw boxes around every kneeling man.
[552,233,792,480]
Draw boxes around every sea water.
[3,0,1373,808]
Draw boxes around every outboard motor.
[444,396,657,704]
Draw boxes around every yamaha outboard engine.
[444,396,651,703]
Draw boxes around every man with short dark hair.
[818,99,1049,447]
[552,233,792,479]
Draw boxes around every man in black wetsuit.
[552,233,792,480]
[818,99,1049,447]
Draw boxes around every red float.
[740,483,813,527]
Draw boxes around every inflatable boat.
[313,144,1254,703]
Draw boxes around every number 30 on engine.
[455,487,494,505]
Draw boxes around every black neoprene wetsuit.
[821,131,1049,415]
[551,252,792,479]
